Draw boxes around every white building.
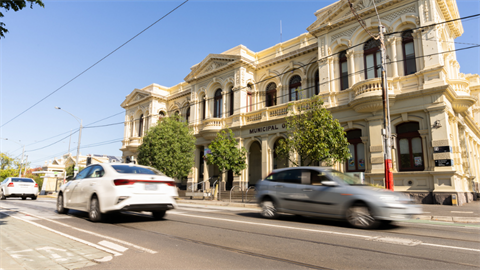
[121,0,480,205]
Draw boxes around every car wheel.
[31,196,37,200]
[89,196,103,222]
[346,203,379,229]
[0,189,6,200]
[152,210,166,220]
[57,193,69,214]
[21,196,27,200]
[260,199,278,219]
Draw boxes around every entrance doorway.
[248,141,262,187]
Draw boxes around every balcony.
[121,137,143,151]
[447,79,477,113]
[349,78,396,113]
[448,79,470,96]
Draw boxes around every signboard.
[435,159,453,167]
[249,124,286,134]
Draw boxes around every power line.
[0,0,190,129]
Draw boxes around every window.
[339,50,349,90]
[265,82,277,107]
[202,97,206,120]
[86,165,105,178]
[346,130,365,172]
[214,89,222,118]
[138,114,144,137]
[75,167,92,180]
[111,165,166,176]
[268,169,302,184]
[186,107,190,123]
[229,87,234,116]
[246,84,253,112]
[289,75,302,101]
[402,30,416,75]
[396,122,424,171]
[159,111,165,120]
[315,70,319,95]
[364,38,381,79]
[11,178,35,183]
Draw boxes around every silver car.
[255,167,422,229]
[0,177,39,200]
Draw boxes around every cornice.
[167,89,192,101]
[256,43,318,70]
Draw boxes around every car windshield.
[11,178,34,183]
[111,165,165,176]
[325,170,364,185]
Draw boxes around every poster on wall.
[414,156,422,167]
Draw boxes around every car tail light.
[34,183,38,188]
[113,179,136,186]
[162,181,175,187]
[7,183,14,187]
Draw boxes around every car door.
[76,165,105,210]
[271,169,304,211]
[302,169,347,217]
[64,167,91,208]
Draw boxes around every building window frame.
[396,122,424,171]
[339,50,349,90]
[265,82,277,107]
[138,114,144,137]
[289,75,302,101]
[346,129,365,172]
[364,38,381,79]
[402,30,417,76]
[214,89,222,118]
[229,87,234,116]
[314,70,319,95]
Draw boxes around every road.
[1,198,479,270]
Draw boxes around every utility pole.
[373,2,394,191]
[19,145,25,177]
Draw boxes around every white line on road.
[450,211,474,213]
[170,212,480,253]
[99,241,129,252]
[4,212,122,256]
[0,208,157,254]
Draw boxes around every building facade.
[121,0,480,205]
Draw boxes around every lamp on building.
[433,120,442,129]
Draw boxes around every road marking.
[99,241,128,252]
[450,211,474,213]
[5,212,122,256]
[0,207,157,254]
[170,212,480,253]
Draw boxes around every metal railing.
[230,186,241,202]
[244,186,256,203]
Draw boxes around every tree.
[24,167,43,191]
[137,114,196,180]
[65,164,84,178]
[276,96,351,167]
[0,0,45,38]
[205,128,247,182]
[0,152,21,180]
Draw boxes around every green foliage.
[0,152,21,180]
[206,129,247,176]
[137,115,196,180]
[24,167,43,191]
[276,96,351,167]
[0,0,45,38]
[65,164,85,178]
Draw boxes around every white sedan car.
[57,163,178,222]
[1,177,39,200]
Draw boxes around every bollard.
[451,194,458,206]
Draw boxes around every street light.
[1,138,25,177]
[55,107,83,177]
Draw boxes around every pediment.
[185,54,240,82]
[121,89,152,108]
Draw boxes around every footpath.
[41,194,480,224]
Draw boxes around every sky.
[1,0,479,168]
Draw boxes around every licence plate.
[145,183,158,191]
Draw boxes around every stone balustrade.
[448,79,470,95]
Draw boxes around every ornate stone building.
[121,0,480,205]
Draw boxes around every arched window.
[364,38,381,79]
[186,107,190,123]
[402,30,416,75]
[159,111,165,120]
[138,114,144,137]
[346,129,365,172]
[265,82,277,107]
[229,87,234,116]
[214,89,222,118]
[396,122,424,171]
[339,50,349,90]
[314,70,319,95]
[247,84,253,112]
[289,75,302,101]
[202,96,206,120]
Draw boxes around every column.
[261,135,269,179]
[361,136,370,173]
[329,56,335,93]
[346,49,355,86]
[419,130,430,171]
[412,29,423,72]
[222,90,227,118]
[388,37,398,78]
[191,147,201,189]
[203,144,210,189]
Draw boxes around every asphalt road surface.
[1,198,479,270]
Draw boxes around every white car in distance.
[57,163,178,222]
[1,177,39,200]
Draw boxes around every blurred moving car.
[255,167,423,229]
[57,163,178,222]
[0,177,39,200]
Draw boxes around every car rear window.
[111,165,166,176]
[11,178,35,183]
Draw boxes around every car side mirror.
[322,181,339,187]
